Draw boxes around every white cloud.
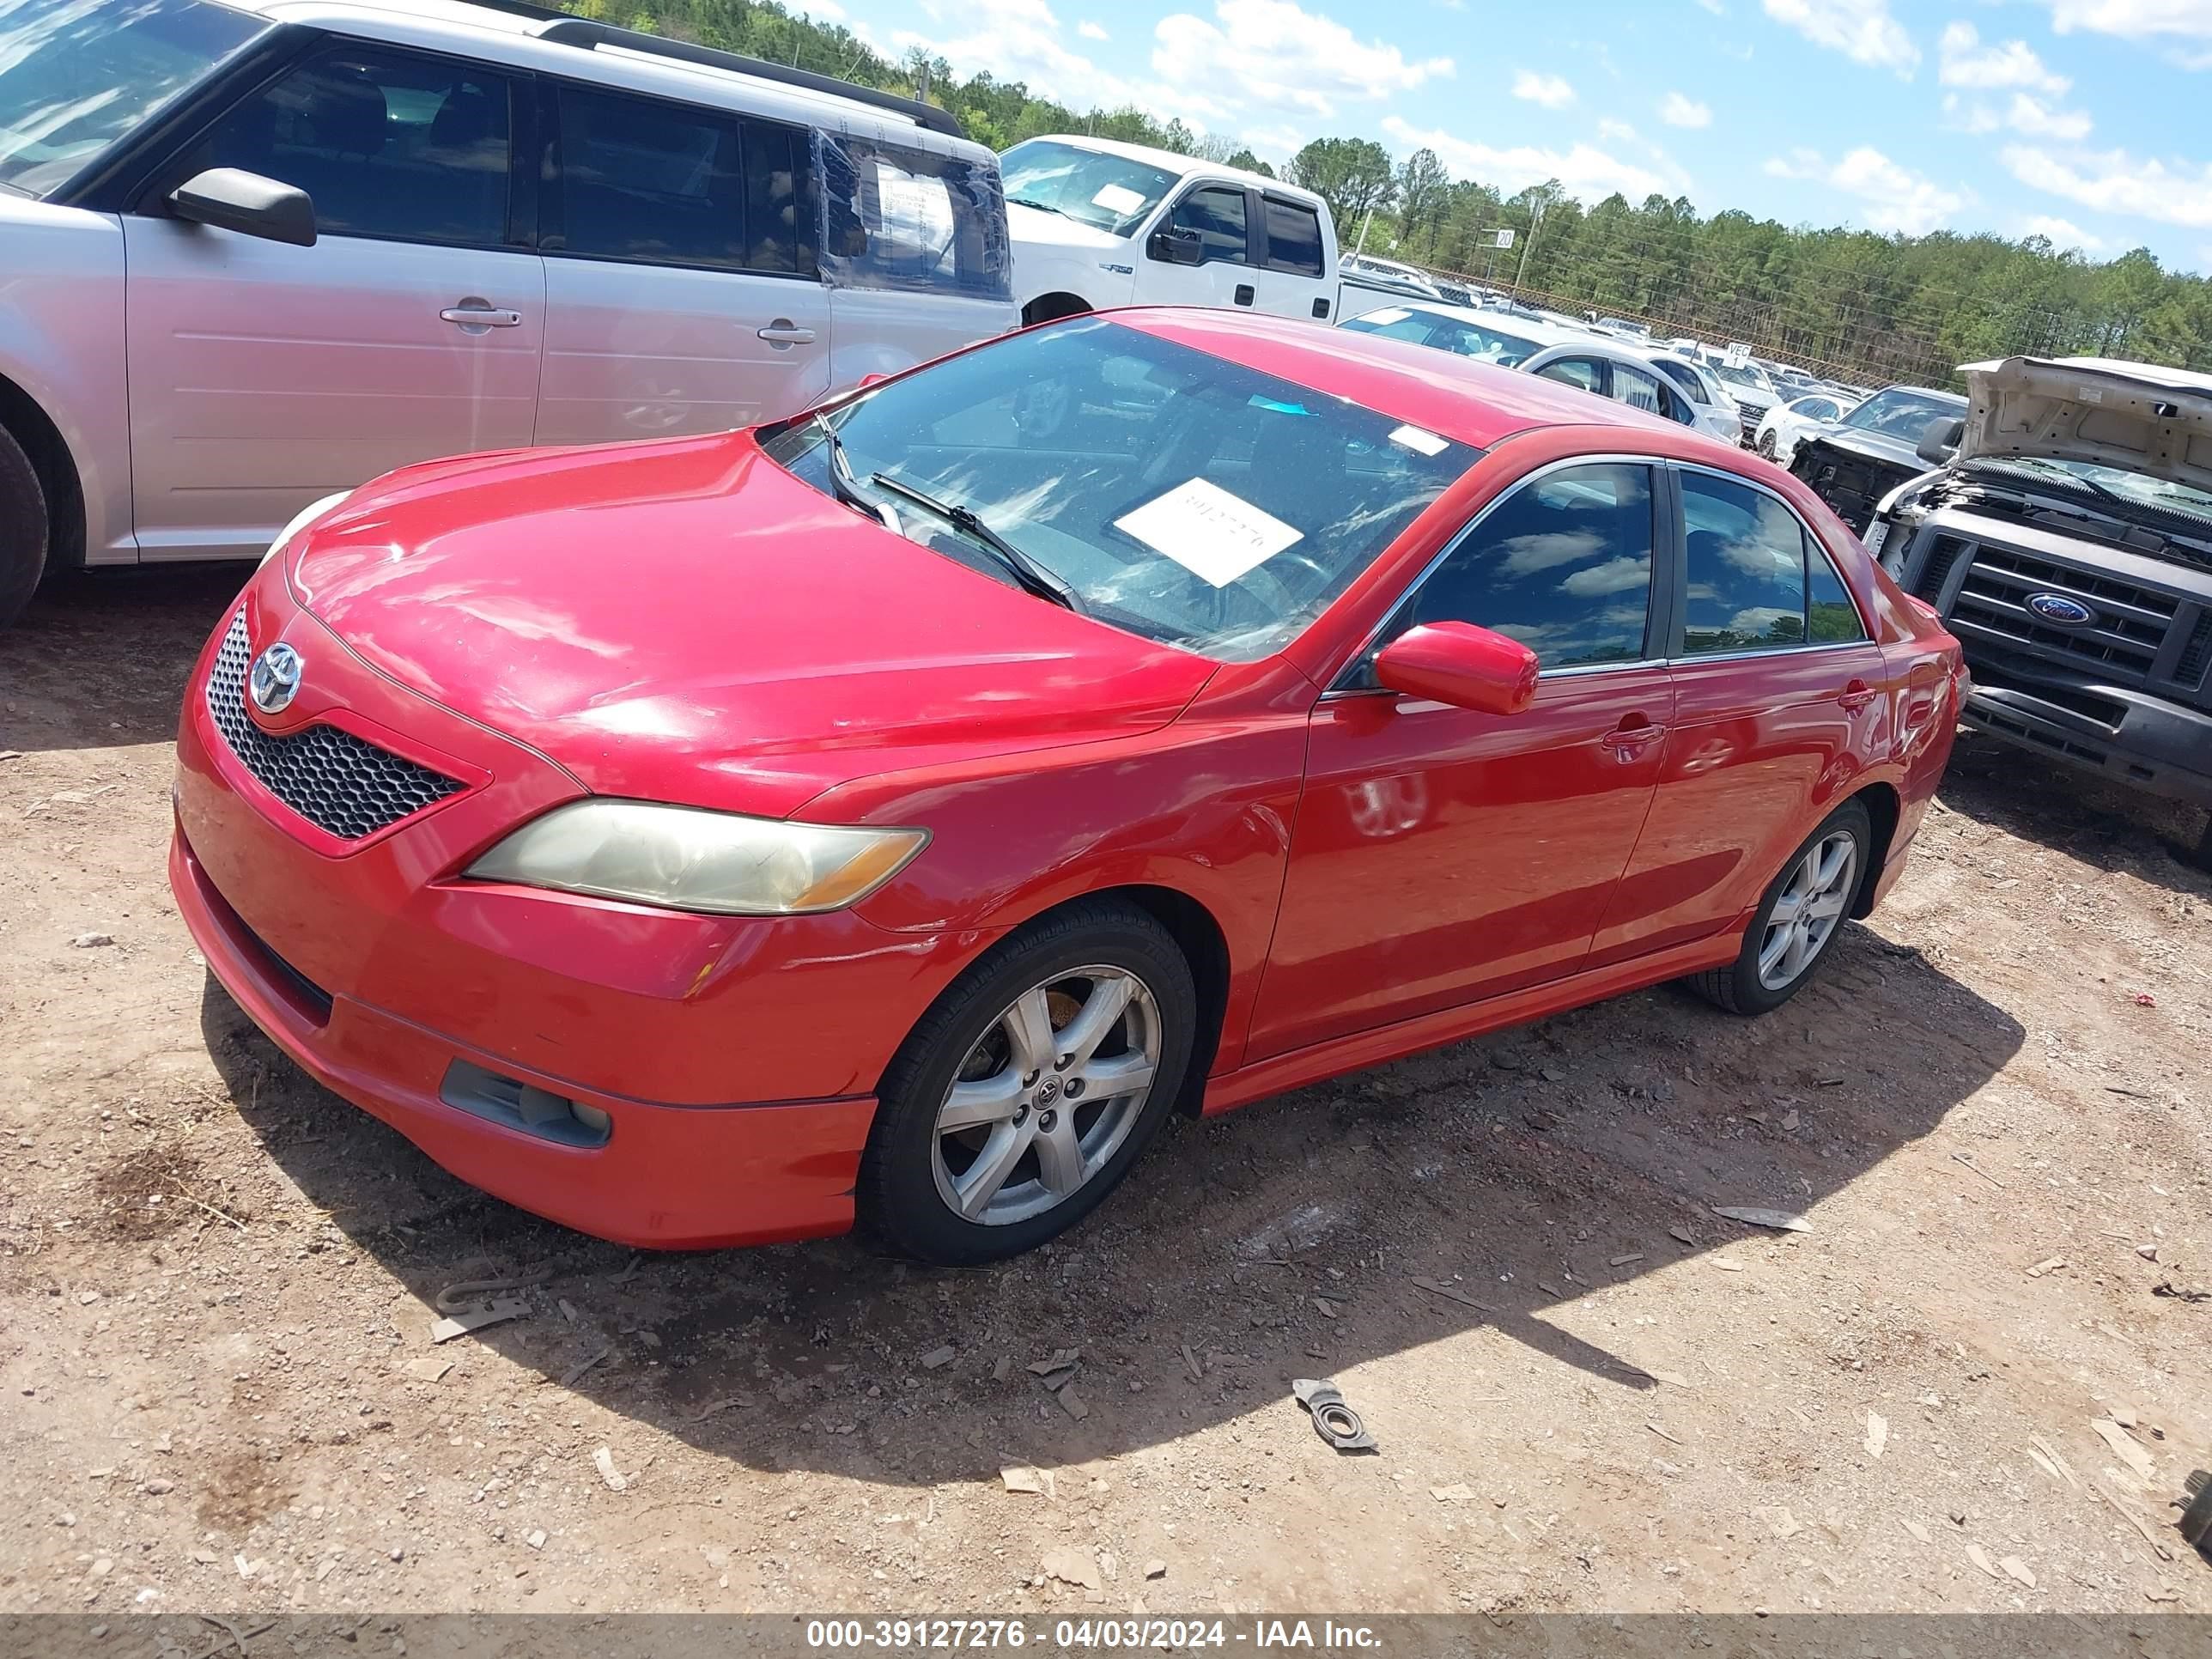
[1765,145,1966,234]
[1761,0,1919,74]
[2041,0,2212,42]
[794,0,847,18]
[1077,18,1108,39]
[2022,213,2105,250]
[1694,0,1725,12]
[2004,143,2212,228]
[2005,91,2094,139]
[1512,70,1577,108]
[1937,21,2069,93]
[1660,90,1712,127]
[898,0,1153,113]
[1598,117,1638,143]
[1152,0,1453,123]
[1383,114,1685,203]
[1941,92,2002,133]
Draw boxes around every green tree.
[1285,137,1397,232]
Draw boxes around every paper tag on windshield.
[1115,478,1303,587]
[1091,183,1146,216]
[1389,423,1449,456]
[1361,307,1411,325]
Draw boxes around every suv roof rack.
[483,8,965,138]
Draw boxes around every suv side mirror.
[1146,226,1204,266]
[1374,622,1540,715]
[1916,416,1964,466]
[169,168,316,248]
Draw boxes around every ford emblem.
[2026,592,2095,627]
[249,641,304,714]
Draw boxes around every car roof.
[237,0,990,153]
[1020,133,1324,208]
[1111,307,1705,451]
[1343,299,1591,348]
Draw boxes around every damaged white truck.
[1851,356,2212,868]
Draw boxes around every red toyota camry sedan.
[170,309,1964,1264]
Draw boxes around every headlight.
[466,800,928,916]
[260,491,351,566]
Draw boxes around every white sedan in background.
[1755,390,1862,465]
[1337,302,1719,436]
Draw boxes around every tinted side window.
[1807,531,1869,641]
[1680,472,1808,653]
[1385,462,1656,672]
[552,86,750,270]
[1171,185,1249,264]
[1264,198,1323,275]
[740,117,814,275]
[1537,356,1603,394]
[190,46,514,246]
[1613,361,1664,414]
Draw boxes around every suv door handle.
[1838,678,1878,713]
[439,305,522,330]
[757,320,817,346]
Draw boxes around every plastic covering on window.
[817,131,1012,301]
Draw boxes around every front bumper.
[1960,659,2212,811]
[168,575,984,1248]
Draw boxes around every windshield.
[1000,138,1178,237]
[763,318,1471,662]
[1710,360,1773,393]
[1984,455,2212,519]
[1844,387,1966,440]
[1340,307,1543,367]
[0,0,266,195]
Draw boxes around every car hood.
[1006,201,1129,251]
[286,434,1216,817]
[1802,423,1923,471]
[1959,356,2212,491]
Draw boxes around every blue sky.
[805,0,2212,274]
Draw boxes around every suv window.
[1680,471,1809,653]
[1170,185,1248,264]
[183,44,514,246]
[821,135,1012,300]
[1263,197,1323,276]
[1612,361,1665,415]
[550,85,812,275]
[1379,461,1656,672]
[1537,356,1604,395]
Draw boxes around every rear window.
[820,134,1011,301]
[0,0,267,195]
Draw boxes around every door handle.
[757,320,817,346]
[439,304,523,330]
[1603,713,1668,756]
[1838,678,1878,713]
[1233,284,1255,307]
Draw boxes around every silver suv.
[0,0,1016,623]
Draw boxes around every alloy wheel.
[1756,831,1858,990]
[929,966,1163,1226]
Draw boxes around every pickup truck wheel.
[2192,813,2212,875]
[860,899,1196,1265]
[0,423,47,628]
[1685,799,1872,1016]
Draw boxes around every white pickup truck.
[1000,135,1348,327]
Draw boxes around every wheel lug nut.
[1037,1110,1056,1131]
[1022,1070,1040,1087]
[1054,1056,1071,1071]
[1065,1079,1085,1098]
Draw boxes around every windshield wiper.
[1007,194,1078,221]
[866,471,1079,611]
[811,411,884,523]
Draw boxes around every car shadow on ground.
[201,913,2024,1489]
[1938,730,2211,894]
[1,566,246,753]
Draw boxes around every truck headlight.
[466,801,928,916]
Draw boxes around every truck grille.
[1949,545,2178,679]
[206,611,464,841]
[2179,612,2212,686]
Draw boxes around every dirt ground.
[3,565,2209,1624]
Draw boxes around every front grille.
[206,611,464,840]
[1950,545,2179,681]
[1912,535,1972,602]
[2179,611,2212,686]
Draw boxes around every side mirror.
[1916,416,1964,467]
[1374,622,1539,716]
[168,167,316,248]
[1146,226,1204,266]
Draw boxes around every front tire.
[860,899,1196,1264]
[0,424,47,628]
[1757,429,1778,460]
[1687,799,1871,1016]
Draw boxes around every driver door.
[1140,182,1256,311]
[1248,460,1678,1056]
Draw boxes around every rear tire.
[1757,430,1778,460]
[2191,812,2212,875]
[860,899,1196,1265]
[0,423,47,628]
[1686,799,1872,1016]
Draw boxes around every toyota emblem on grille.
[2026,592,2096,627]
[249,641,305,714]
